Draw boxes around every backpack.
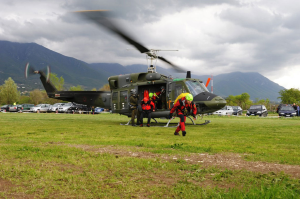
[174,93,189,104]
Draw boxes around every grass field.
[0,112,300,198]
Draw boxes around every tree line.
[0,74,110,105]
[0,75,299,108]
[226,88,300,111]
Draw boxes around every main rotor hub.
[146,50,158,73]
[145,49,177,73]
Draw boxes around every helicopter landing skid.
[120,116,210,127]
[150,116,211,127]
[120,118,158,126]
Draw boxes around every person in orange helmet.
[140,97,155,127]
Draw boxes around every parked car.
[58,103,73,113]
[1,104,13,112]
[247,105,268,117]
[213,106,234,115]
[278,105,297,117]
[21,104,35,112]
[277,104,293,113]
[30,104,51,113]
[66,103,88,113]
[9,104,34,112]
[94,107,105,114]
[9,104,22,112]
[48,103,65,112]
[232,106,243,115]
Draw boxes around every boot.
[140,124,143,127]
[147,124,150,127]
[174,131,180,136]
[182,131,186,136]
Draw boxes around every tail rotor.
[25,63,51,82]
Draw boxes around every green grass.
[0,112,300,198]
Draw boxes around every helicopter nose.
[193,92,226,113]
[208,95,227,109]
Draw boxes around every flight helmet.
[186,94,193,101]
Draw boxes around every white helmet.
[130,89,137,95]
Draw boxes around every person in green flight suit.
[129,89,139,126]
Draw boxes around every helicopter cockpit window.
[175,84,183,97]
[185,80,209,96]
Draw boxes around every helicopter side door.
[111,91,119,112]
[111,90,129,113]
[120,90,129,110]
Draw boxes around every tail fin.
[39,69,57,93]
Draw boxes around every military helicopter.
[25,10,226,126]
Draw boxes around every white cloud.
[1,0,300,89]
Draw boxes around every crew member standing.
[140,97,155,127]
[169,93,197,136]
[157,86,166,109]
[150,92,159,109]
[129,89,139,126]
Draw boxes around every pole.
[211,74,213,93]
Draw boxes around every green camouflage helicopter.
[25,10,226,126]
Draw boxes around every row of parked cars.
[0,103,106,114]
[213,105,268,117]
[213,104,299,117]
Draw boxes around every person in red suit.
[140,97,155,127]
[169,93,197,136]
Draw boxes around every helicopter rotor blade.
[76,10,149,53]
[157,56,185,73]
[25,63,36,79]
[76,10,185,72]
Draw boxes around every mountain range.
[0,40,285,102]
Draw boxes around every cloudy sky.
[1,0,300,89]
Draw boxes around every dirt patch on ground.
[0,178,14,192]
[0,178,34,199]
[69,144,300,178]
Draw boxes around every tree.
[240,93,251,109]
[225,93,251,109]
[278,88,300,104]
[225,95,236,106]
[69,85,83,91]
[50,73,64,91]
[0,77,20,104]
[99,84,110,91]
[30,89,44,105]
[19,95,31,104]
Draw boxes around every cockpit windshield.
[185,80,209,96]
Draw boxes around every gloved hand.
[192,114,196,120]
[169,113,173,119]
